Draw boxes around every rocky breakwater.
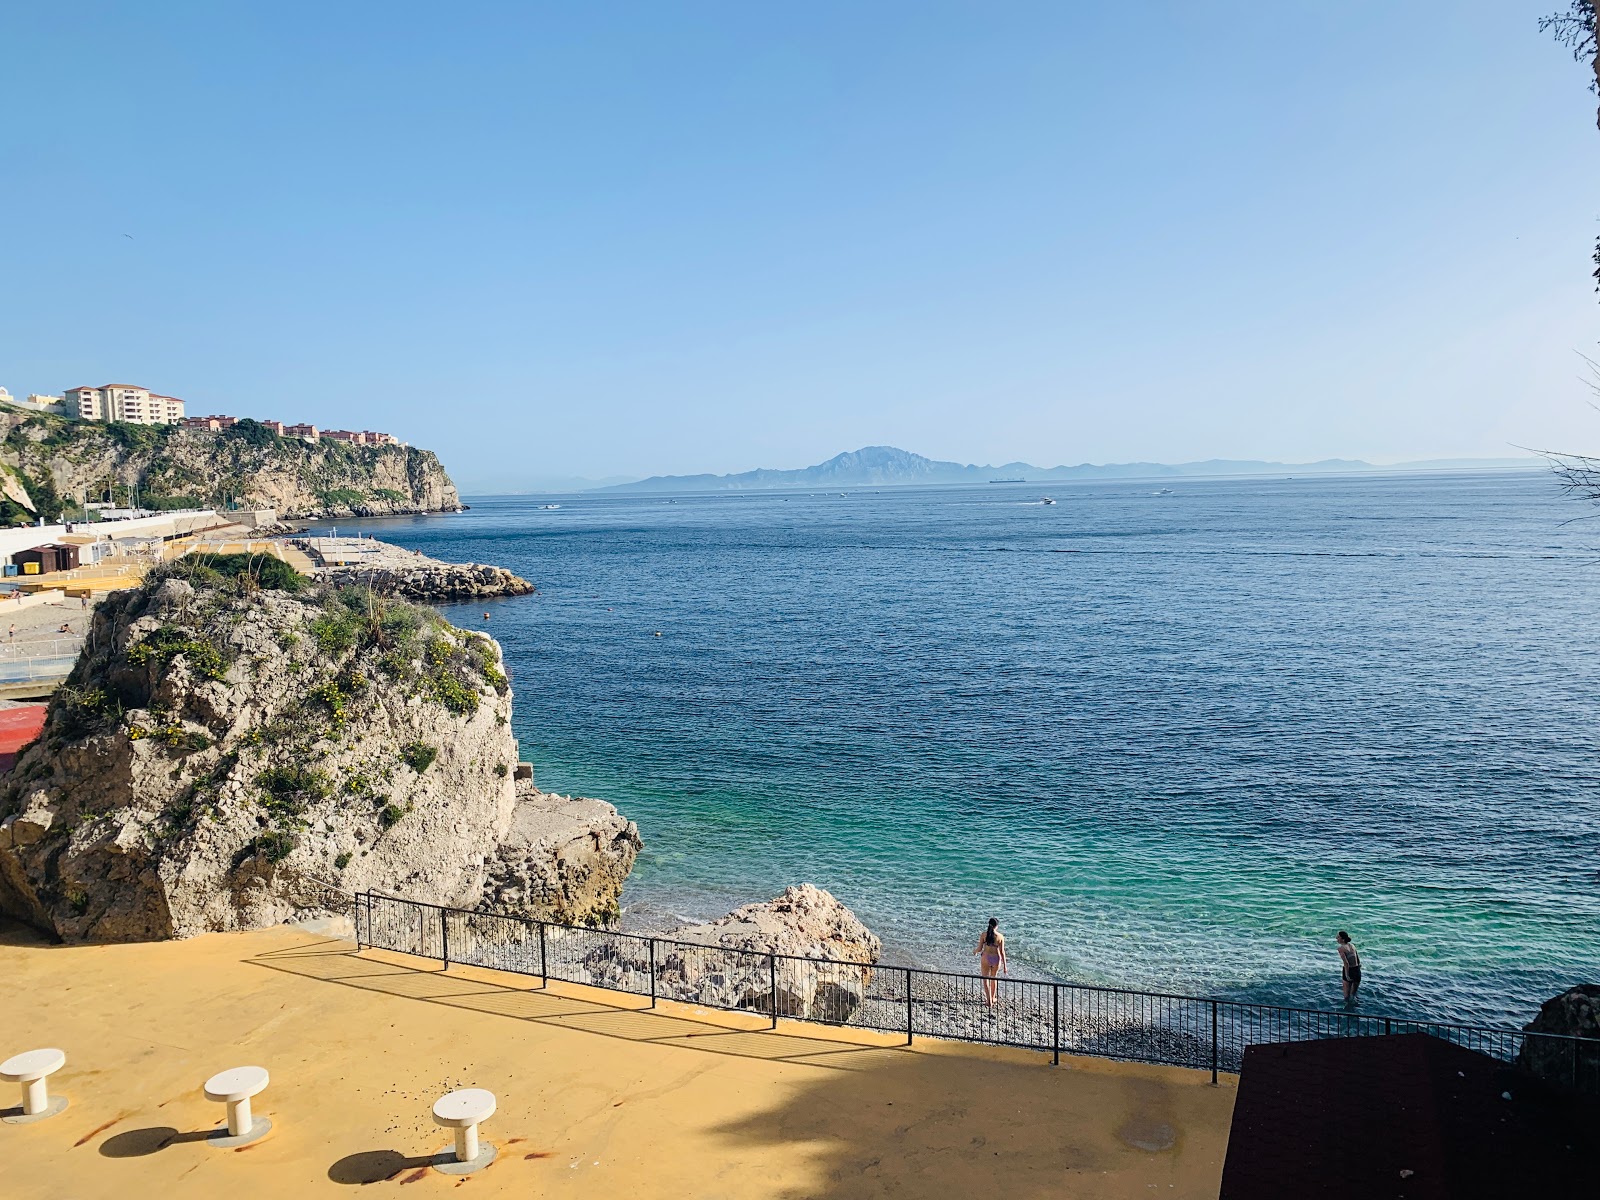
[582,884,882,1021]
[0,554,530,941]
[306,538,535,601]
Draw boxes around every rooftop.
[1,919,1235,1197]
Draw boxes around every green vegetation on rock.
[0,409,461,523]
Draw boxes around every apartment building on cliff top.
[64,384,185,425]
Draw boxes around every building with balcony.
[64,385,185,426]
[181,414,238,431]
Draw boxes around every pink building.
[181,414,237,431]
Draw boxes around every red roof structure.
[0,704,47,773]
[1220,1033,1599,1199]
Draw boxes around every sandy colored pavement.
[0,920,1236,1199]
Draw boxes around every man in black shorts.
[1337,930,1362,1004]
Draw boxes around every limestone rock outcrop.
[582,884,882,1020]
[1518,984,1600,1088]
[0,567,518,941]
[482,782,641,925]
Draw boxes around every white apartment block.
[63,384,185,425]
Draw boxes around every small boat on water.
[540,504,562,510]
[1151,488,1173,496]
[1041,497,1056,505]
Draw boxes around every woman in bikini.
[974,917,1007,1007]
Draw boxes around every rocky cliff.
[0,412,461,522]
[0,558,519,940]
[483,781,642,926]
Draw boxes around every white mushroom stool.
[431,1088,496,1174]
[203,1066,272,1147]
[1,1048,67,1124]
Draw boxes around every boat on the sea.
[540,503,562,510]
[1151,488,1173,496]
[1041,497,1056,505]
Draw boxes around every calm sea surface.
[332,472,1600,1027]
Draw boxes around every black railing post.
[1052,986,1060,1066]
[770,953,778,1029]
[906,968,914,1046]
[649,938,657,1009]
[1211,1000,1219,1085]
[354,892,364,950]
[538,920,548,986]
[440,907,450,968]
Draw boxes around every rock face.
[0,567,518,941]
[0,412,463,520]
[482,781,641,925]
[1518,985,1600,1088]
[583,884,882,1020]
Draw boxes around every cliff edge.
[1,412,462,521]
[0,556,522,940]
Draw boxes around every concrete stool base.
[208,1116,273,1148]
[432,1142,497,1176]
[2,1096,67,1125]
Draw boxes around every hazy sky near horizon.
[3,2,1598,490]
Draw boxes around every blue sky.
[3,2,1597,491]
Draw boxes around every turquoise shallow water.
[332,471,1600,1027]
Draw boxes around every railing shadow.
[249,943,905,1069]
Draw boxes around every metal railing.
[0,637,85,660]
[354,891,1600,1092]
[0,654,79,684]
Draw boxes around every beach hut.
[12,544,81,575]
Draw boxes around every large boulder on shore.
[583,884,882,1021]
[482,781,642,926]
[1518,985,1600,1088]
[0,566,519,941]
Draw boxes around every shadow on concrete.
[704,1041,1233,1199]
[328,1148,437,1184]
[250,944,902,1069]
[99,1127,213,1158]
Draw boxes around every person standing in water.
[974,918,1007,1007]
[1337,931,1362,1004]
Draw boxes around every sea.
[327,470,1600,1029]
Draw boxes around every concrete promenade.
[0,920,1235,1198]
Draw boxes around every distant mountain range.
[597,446,1541,493]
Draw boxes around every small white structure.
[1,1047,67,1123]
[203,1065,271,1146]
[432,1088,496,1173]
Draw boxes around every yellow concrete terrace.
[0,919,1236,1198]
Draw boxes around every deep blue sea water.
[330,471,1600,1028]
